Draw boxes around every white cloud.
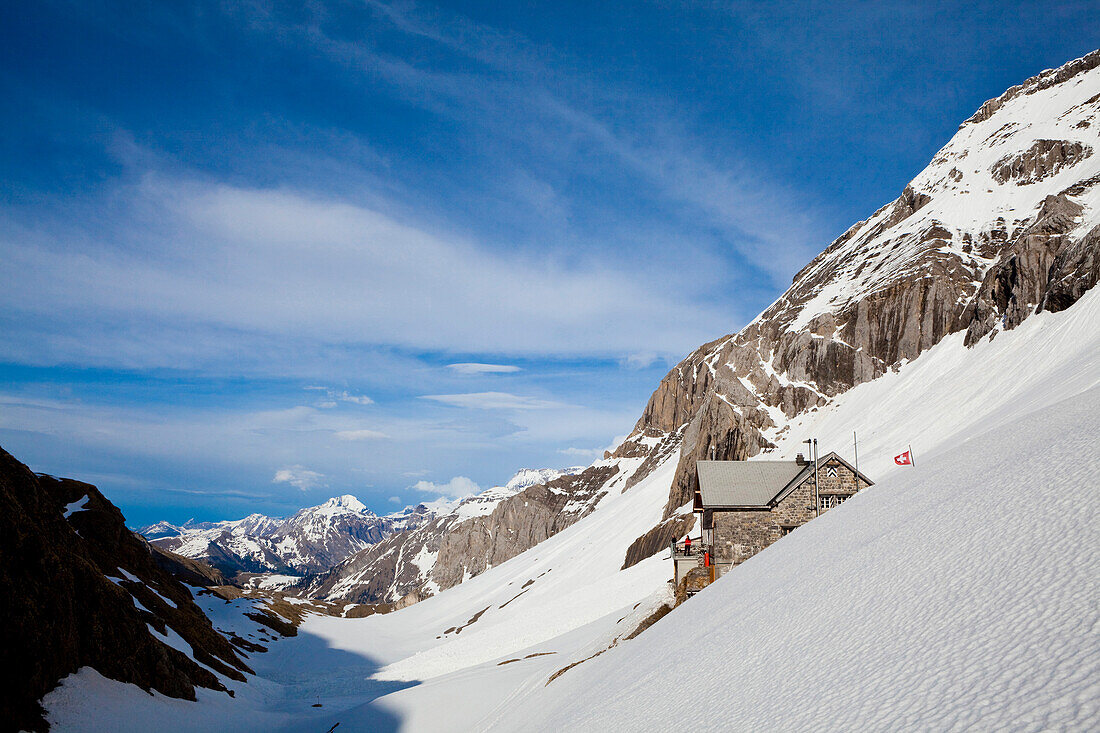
[558,446,603,458]
[0,178,731,372]
[421,391,563,410]
[388,495,401,503]
[309,386,374,406]
[622,352,661,370]
[336,391,374,405]
[335,429,389,441]
[272,465,325,491]
[411,476,480,499]
[447,362,521,375]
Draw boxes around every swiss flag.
[894,450,913,466]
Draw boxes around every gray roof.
[696,460,811,508]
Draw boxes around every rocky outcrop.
[991,139,1092,184]
[621,514,695,570]
[0,446,252,732]
[964,193,1089,344]
[432,465,617,589]
[1040,222,1100,313]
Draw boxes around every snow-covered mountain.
[25,50,1100,732]
[617,48,1100,554]
[303,464,593,604]
[143,495,426,577]
[0,449,261,732]
[142,467,587,585]
[297,49,1100,606]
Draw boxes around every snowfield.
[44,289,1100,731]
[499,383,1100,732]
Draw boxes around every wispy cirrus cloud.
[335,429,389,441]
[447,363,521,375]
[421,392,564,410]
[1,178,733,370]
[296,1,825,283]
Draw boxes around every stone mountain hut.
[675,452,873,586]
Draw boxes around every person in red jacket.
[684,535,692,555]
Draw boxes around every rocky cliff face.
[620,49,1100,547]
[0,446,254,732]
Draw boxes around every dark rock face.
[963,193,1091,345]
[0,447,252,732]
[1040,223,1100,313]
[621,514,695,571]
[991,139,1092,184]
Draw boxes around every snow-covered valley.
[42,279,1100,732]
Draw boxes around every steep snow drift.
[497,386,1100,731]
[42,287,1100,732]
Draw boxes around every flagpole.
[909,443,915,467]
[804,437,819,516]
[853,431,859,475]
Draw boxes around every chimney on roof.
[795,453,807,465]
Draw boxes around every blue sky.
[2,1,1096,527]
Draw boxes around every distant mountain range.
[140,467,583,580]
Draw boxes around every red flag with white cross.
[894,449,913,466]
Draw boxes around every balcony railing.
[670,540,711,559]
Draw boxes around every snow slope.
[43,285,1100,732]
[498,381,1100,731]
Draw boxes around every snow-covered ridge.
[622,50,1100,527]
[448,466,585,523]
